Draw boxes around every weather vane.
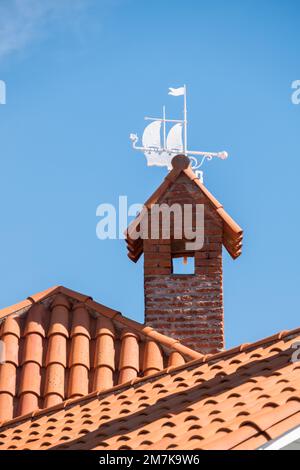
[130,85,228,182]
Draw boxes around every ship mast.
[183,84,187,155]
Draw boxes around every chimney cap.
[171,154,190,170]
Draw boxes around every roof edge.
[0,285,62,321]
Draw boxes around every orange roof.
[0,292,299,450]
[125,166,243,262]
[0,286,201,424]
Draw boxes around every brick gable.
[126,156,242,354]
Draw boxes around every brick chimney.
[126,155,243,354]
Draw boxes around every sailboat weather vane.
[130,85,228,181]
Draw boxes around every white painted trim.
[259,425,300,450]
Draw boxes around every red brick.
[142,174,225,354]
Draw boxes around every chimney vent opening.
[172,255,195,275]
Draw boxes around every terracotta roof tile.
[119,331,140,384]
[143,341,164,376]
[1,287,299,450]
[0,287,200,425]
[0,321,299,450]
[168,351,185,368]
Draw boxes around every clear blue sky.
[0,0,299,349]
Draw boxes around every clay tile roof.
[0,309,300,450]
[125,165,243,262]
[0,286,201,424]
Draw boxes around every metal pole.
[145,117,183,123]
[163,106,166,150]
[184,84,187,154]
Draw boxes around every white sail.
[142,120,161,149]
[166,123,183,153]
